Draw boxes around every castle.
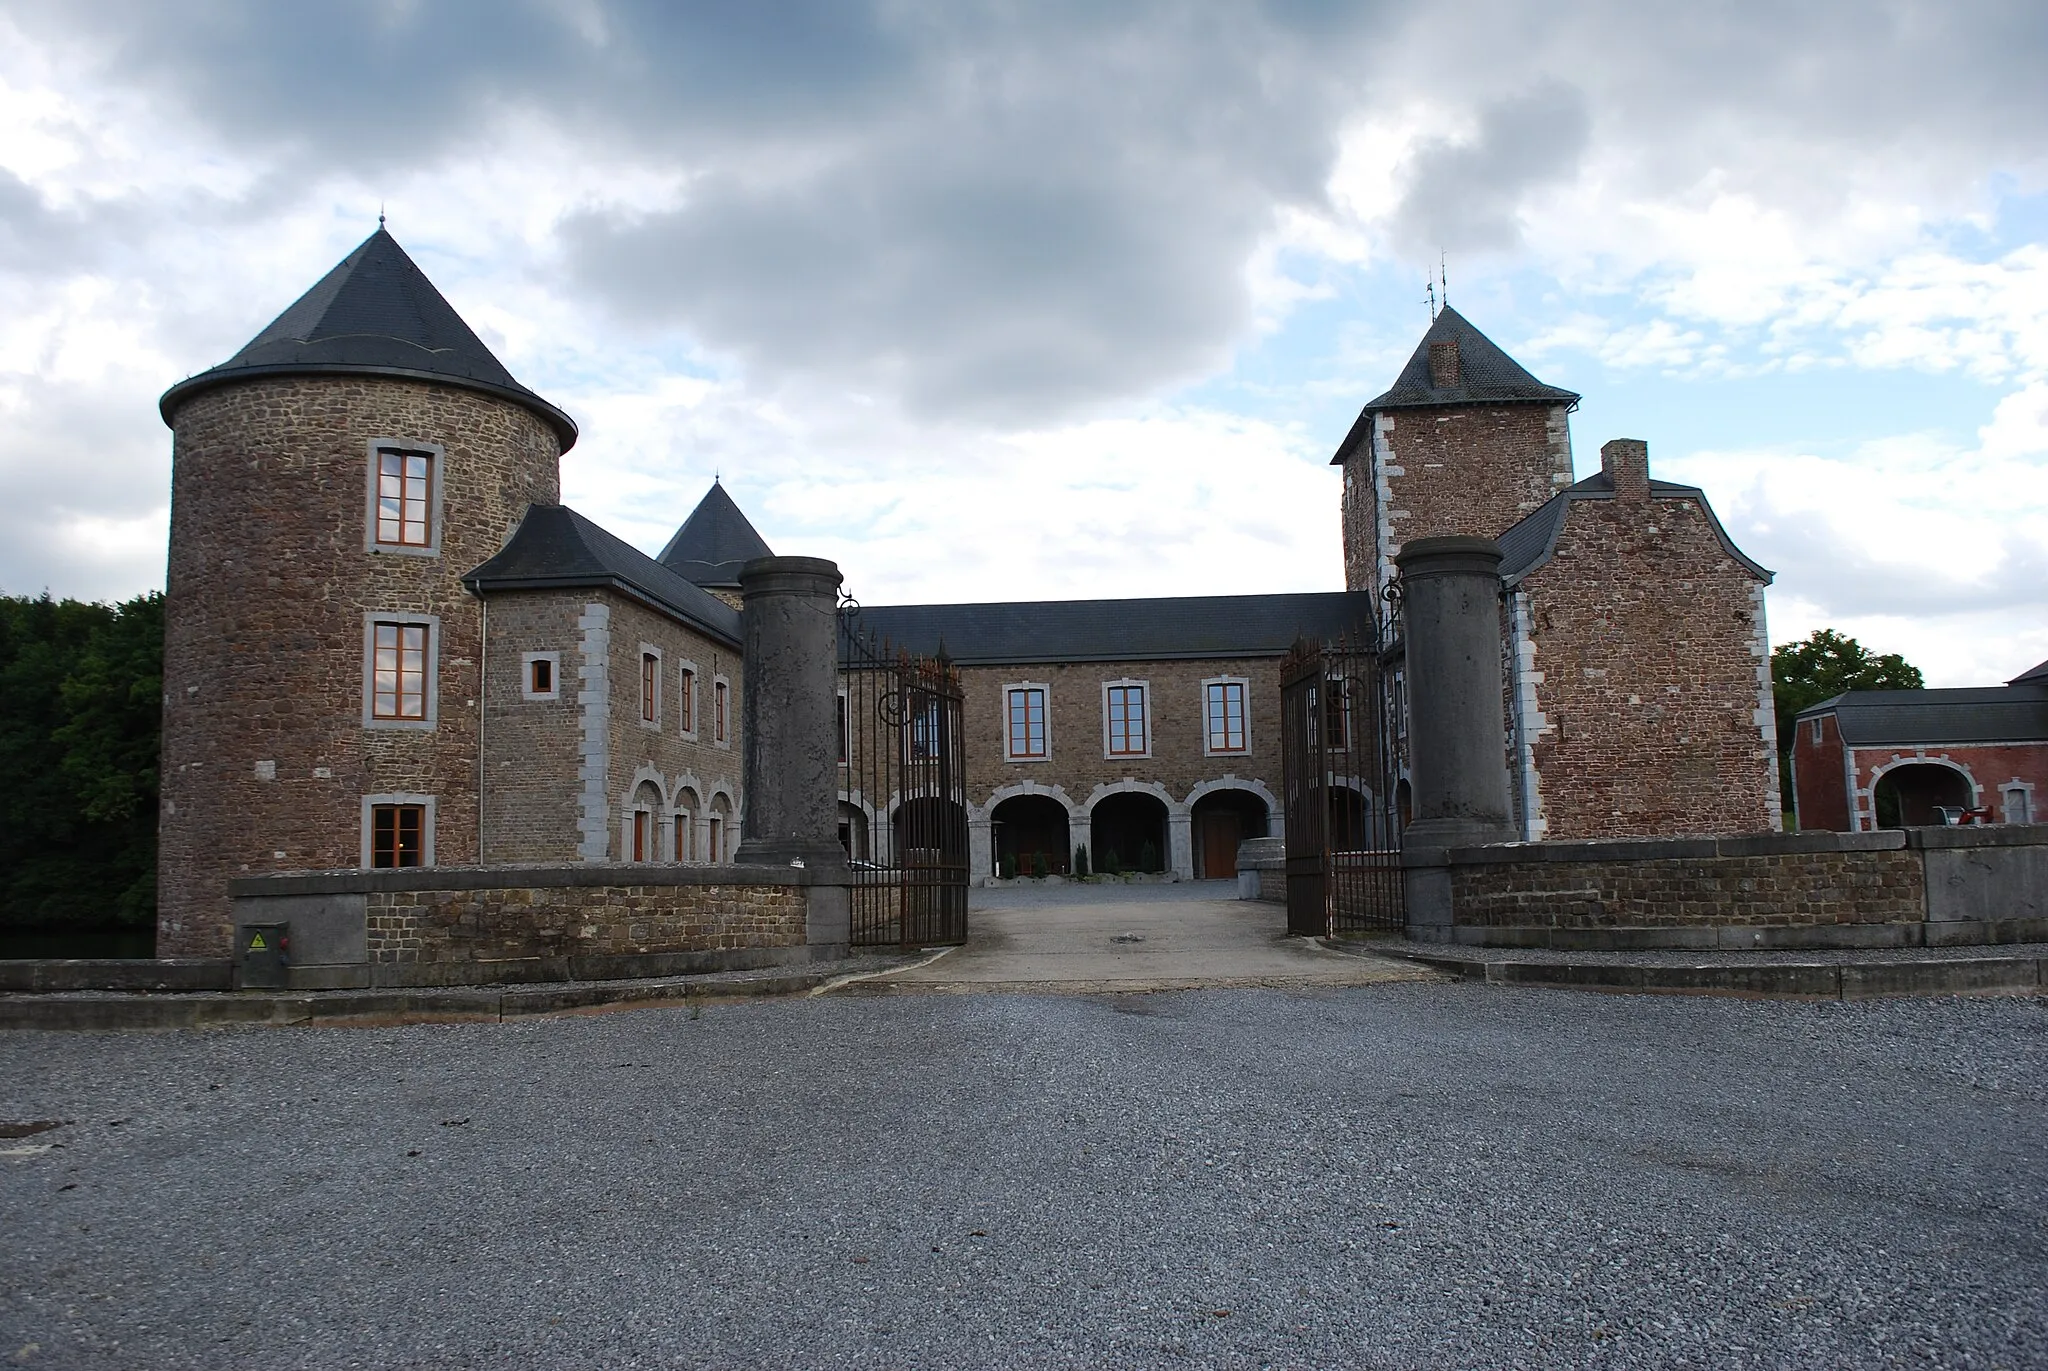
[155,228,1778,956]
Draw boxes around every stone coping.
[1400,825,2048,868]
[229,862,846,898]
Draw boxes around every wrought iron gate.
[838,597,970,948]
[1279,597,1408,939]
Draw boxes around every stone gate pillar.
[734,556,846,871]
[1396,536,1515,849]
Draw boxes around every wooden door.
[1200,812,1242,879]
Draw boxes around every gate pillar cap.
[739,555,841,597]
[1395,536,1504,578]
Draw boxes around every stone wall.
[1405,825,2048,950]
[159,376,561,956]
[1514,445,1776,839]
[229,865,839,989]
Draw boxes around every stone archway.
[1872,761,1974,828]
[991,793,1071,876]
[1187,786,1271,879]
[1090,791,1170,874]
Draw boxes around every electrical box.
[238,922,289,989]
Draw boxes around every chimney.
[1600,439,1650,502]
[1428,339,1460,388]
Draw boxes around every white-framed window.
[362,613,439,731]
[1203,677,1249,755]
[1809,716,1824,745]
[1102,679,1150,759]
[361,793,436,869]
[713,675,731,747]
[363,440,444,556]
[2003,783,2034,825]
[674,789,700,863]
[521,651,560,702]
[678,661,699,738]
[1005,683,1050,761]
[639,644,662,729]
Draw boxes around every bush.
[1139,840,1160,873]
[1026,851,1043,878]
[1101,848,1122,876]
[999,853,1017,880]
[1074,844,1090,877]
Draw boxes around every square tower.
[1331,307,1579,596]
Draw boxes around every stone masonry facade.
[158,376,560,956]
[941,655,1286,882]
[483,589,744,865]
[1511,441,1778,839]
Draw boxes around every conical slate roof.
[160,227,577,449]
[1329,306,1579,465]
[658,482,775,588]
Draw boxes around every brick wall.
[367,880,805,965]
[158,376,560,955]
[1846,742,2048,831]
[1515,454,1776,839]
[1344,403,1574,594]
[1790,711,1853,832]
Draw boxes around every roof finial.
[1440,253,1448,309]
[378,202,386,229]
[713,468,721,485]
[1424,279,1437,321]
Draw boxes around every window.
[1104,681,1149,758]
[714,678,730,745]
[371,804,425,868]
[1006,685,1048,760]
[908,692,944,761]
[707,814,724,862]
[372,622,429,721]
[363,442,443,555]
[522,651,559,701]
[2005,786,2033,825]
[361,794,435,869]
[632,810,651,862]
[678,665,697,736]
[1204,679,1248,754]
[1810,717,1824,745]
[837,691,850,763]
[1324,676,1351,751]
[640,648,660,727]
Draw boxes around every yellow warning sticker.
[248,933,266,950]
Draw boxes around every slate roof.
[463,504,742,646]
[1795,684,2048,748]
[2011,657,2048,686]
[1495,471,1773,586]
[846,592,1380,666]
[658,482,775,588]
[160,227,577,449]
[1330,306,1581,465]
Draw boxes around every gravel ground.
[2,983,2044,1370]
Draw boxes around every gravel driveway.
[2,983,2042,1369]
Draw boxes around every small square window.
[522,652,560,702]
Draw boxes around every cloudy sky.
[2,1,2044,686]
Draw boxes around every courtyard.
[1,965,2042,1369]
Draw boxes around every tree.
[0,592,163,939]
[1771,628,1923,816]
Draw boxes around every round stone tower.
[155,228,577,956]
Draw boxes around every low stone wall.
[1406,825,2048,950]
[1236,838,1285,903]
[228,865,850,990]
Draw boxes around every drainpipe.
[1504,588,1533,841]
[477,597,488,864]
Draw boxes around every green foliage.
[1101,848,1122,876]
[1139,840,1160,873]
[1073,843,1089,878]
[999,852,1017,881]
[1771,629,1923,816]
[0,592,162,931]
